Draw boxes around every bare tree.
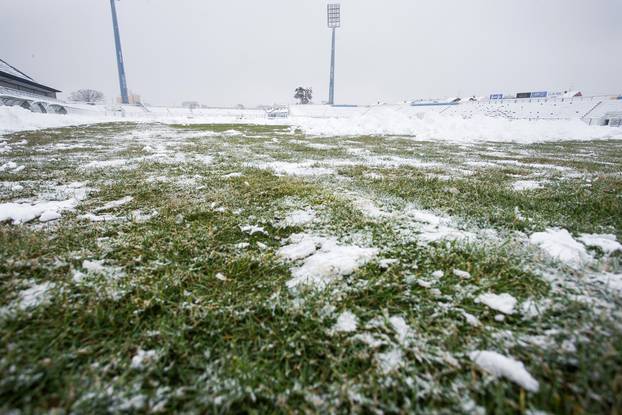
[70,89,104,103]
[294,87,313,105]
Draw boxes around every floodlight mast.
[327,4,340,106]
[110,0,129,105]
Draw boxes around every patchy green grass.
[1,123,621,414]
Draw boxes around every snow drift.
[0,106,108,134]
[290,107,622,143]
[3,103,622,144]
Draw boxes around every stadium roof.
[0,58,60,93]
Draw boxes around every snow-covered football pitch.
[1,121,621,414]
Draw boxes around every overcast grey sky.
[2,0,621,106]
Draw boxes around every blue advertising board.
[531,91,548,98]
[490,94,503,100]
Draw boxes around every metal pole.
[328,28,336,106]
[110,0,129,105]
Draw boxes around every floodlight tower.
[327,4,340,106]
[110,0,129,104]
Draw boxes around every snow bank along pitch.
[3,103,622,143]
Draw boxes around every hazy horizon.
[2,0,621,107]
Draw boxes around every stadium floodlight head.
[327,4,340,105]
[327,4,341,28]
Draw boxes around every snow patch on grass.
[248,161,335,177]
[279,209,316,228]
[285,238,378,292]
[277,234,326,261]
[530,228,592,267]
[352,197,388,219]
[73,260,126,283]
[398,204,476,244]
[0,199,78,224]
[81,159,131,170]
[512,180,542,191]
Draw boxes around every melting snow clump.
[240,224,267,235]
[461,310,481,327]
[453,269,471,279]
[530,228,591,267]
[577,234,622,255]
[131,349,159,370]
[283,237,378,291]
[0,199,77,224]
[469,350,539,392]
[376,348,404,374]
[388,316,412,345]
[476,293,517,315]
[332,311,358,334]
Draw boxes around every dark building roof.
[0,58,61,94]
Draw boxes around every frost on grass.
[94,196,134,212]
[512,180,542,191]
[388,316,413,345]
[240,224,267,235]
[521,298,551,319]
[78,213,122,223]
[352,197,388,220]
[0,281,56,317]
[469,350,539,392]
[1,161,26,174]
[131,209,158,223]
[81,159,131,170]
[73,260,125,284]
[399,205,476,244]
[130,349,159,370]
[588,272,622,294]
